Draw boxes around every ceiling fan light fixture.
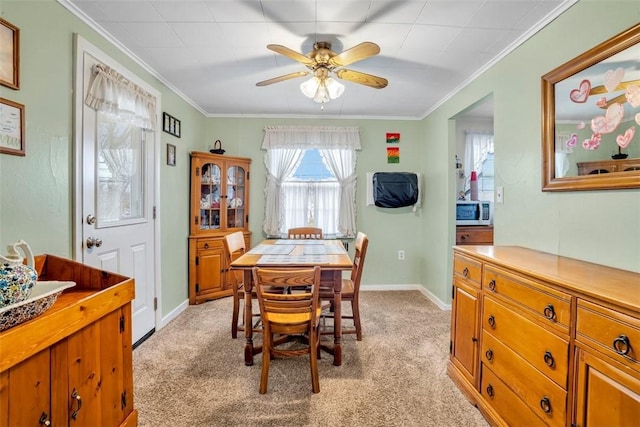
[300,77,321,98]
[325,77,345,99]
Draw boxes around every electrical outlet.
[398,250,405,260]
[496,186,504,204]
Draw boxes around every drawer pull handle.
[540,396,552,413]
[39,412,51,426]
[462,267,469,277]
[543,304,556,321]
[485,349,493,361]
[486,384,494,398]
[487,315,496,329]
[543,351,555,368]
[71,388,83,420]
[204,243,209,249]
[613,334,631,355]
[488,279,496,292]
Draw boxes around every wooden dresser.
[449,245,640,427]
[0,255,137,427]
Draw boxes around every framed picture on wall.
[0,98,25,156]
[0,18,20,90]
[167,143,176,166]
[162,112,181,138]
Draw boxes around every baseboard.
[160,298,189,330]
[360,284,451,311]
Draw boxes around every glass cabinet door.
[199,161,222,231]
[226,165,246,229]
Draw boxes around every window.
[261,126,361,238]
[464,132,494,202]
[282,149,339,234]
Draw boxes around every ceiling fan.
[256,41,388,105]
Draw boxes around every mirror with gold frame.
[542,23,640,191]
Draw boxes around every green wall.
[1,0,638,322]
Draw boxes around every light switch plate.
[496,186,504,204]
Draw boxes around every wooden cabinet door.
[64,320,102,425]
[574,348,640,427]
[196,246,224,295]
[0,349,51,427]
[451,280,480,387]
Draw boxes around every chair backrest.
[350,232,369,292]
[223,231,246,283]
[288,227,323,240]
[252,266,321,329]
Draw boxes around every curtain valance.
[262,126,361,150]
[85,64,157,131]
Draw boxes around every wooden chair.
[252,266,322,394]
[223,231,258,339]
[320,232,369,341]
[287,227,323,240]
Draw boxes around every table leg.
[332,270,342,366]
[243,270,254,366]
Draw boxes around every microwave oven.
[456,201,493,226]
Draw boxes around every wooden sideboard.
[449,245,640,427]
[577,157,640,175]
[456,225,493,245]
[0,255,137,427]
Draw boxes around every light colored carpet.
[133,291,489,427]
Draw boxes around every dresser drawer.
[576,299,640,370]
[484,265,571,333]
[197,239,223,250]
[483,296,569,387]
[453,253,482,288]
[482,331,567,427]
[456,226,493,245]
[480,365,547,427]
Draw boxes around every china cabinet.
[449,245,640,426]
[188,151,251,304]
[0,255,137,427]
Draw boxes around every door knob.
[86,237,102,248]
[86,214,96,225]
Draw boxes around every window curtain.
[85,64,158,131]
[318,148,357,237]
[464,131,494,190]
[262,126,361,237]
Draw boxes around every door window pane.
[96,112,145,225]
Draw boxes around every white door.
[75,36,158,344]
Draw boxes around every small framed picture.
[0,98,25,156]
[0,18,19,90]
[162,112,181,138]
[167,143,176,166]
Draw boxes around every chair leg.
[231,289,240,339]
[260,331,271,394]
[352,298,362,341]
[309,329,320,393]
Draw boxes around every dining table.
[230,239,353,366]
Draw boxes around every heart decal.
[596,97,607,108]
[570,79,591,103]
[626,85,640,108]
[591,103,624,134]
[582,133,602,150]
[604,67,624,93]
[566,133,578,148]
[616,126,635,149]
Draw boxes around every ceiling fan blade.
[328,42,380,67]
[267,44,316,66]
[256,71,309,87]
[335,69,388,89]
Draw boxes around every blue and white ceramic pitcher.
[0,240,37,307]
